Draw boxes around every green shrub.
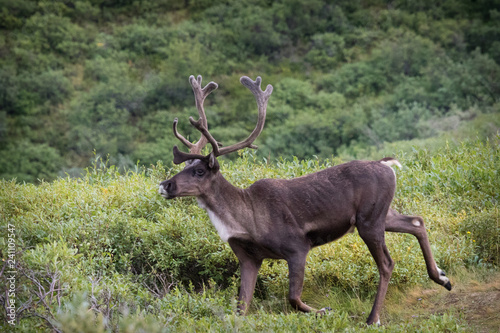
[0,140,63,183]
[460,208,500,266]
[305,33,346,70]
[23,12,94,60]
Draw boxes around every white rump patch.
[380,159,402,169]
[380,159,402,178]
[412,219,421,227]
[380,159,402,177]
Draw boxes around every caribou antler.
[189,76,273,157]
[172,75,218,154]
[173,75,272,163]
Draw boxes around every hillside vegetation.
[1,138,499,331]
[1,0,500,182]
[1,1,500,331]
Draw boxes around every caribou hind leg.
[287,251,314,313]
[385,208,452,290]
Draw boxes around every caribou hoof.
[444,281,452,291]
[436,266,451,291]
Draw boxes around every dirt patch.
[434,283,500,332]
[405,274,500,332]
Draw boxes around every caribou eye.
[194,168,205,177]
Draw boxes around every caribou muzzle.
[159,179,176,199]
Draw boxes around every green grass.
[1,136,498,332]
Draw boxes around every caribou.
[158,75,451,325]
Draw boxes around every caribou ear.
[172,146,205,165]
[207,152,219,171]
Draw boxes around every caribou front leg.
[229,239,263,315]
[385,209,452,290]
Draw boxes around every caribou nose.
[159,180,175,198]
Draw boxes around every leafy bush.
[0,140,63,182]
[306,33,346,70]
[23,12,94,60]
[461,209,500,266]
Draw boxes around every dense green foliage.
[1,0,499,182]
[1,138,498,331]
[1,0,499,330]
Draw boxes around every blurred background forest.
[1,0,499,182]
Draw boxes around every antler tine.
[190,75,218,129]
[172,75,218,154]
[173,118,194,150]
[215,76,273,156]
[189,116,221,156]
